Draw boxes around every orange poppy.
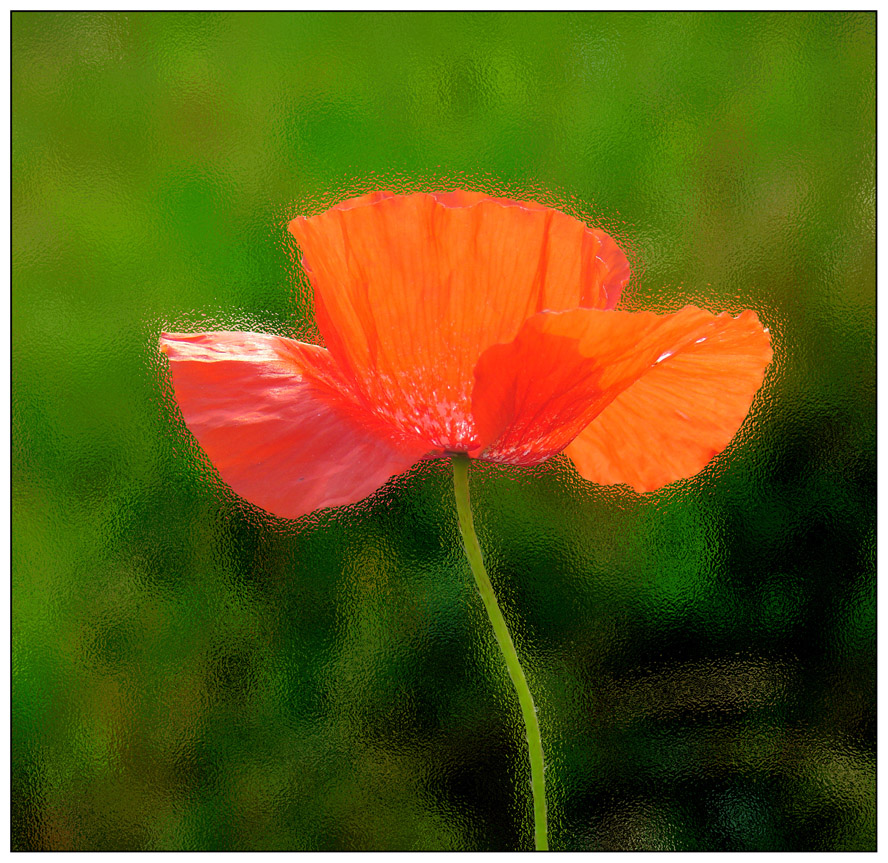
[160,190,772,519]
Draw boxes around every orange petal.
[472,307,772,482]
[288,192,629,452]
[160,331,429,519]
[565,312,772,491]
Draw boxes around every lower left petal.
[160,331,429,519]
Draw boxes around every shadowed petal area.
[472,307,772,484]
[288,191,629,451]
[160,331,430,519]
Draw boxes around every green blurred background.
[12,12,874,850]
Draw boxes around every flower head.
[160,191,772,519]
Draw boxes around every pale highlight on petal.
[160,331,429,519]
[472,306,771,484]
[288,191,630,452]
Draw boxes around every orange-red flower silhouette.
[161,191,772,519]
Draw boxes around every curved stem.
[451,454,548,851]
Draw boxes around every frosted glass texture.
[13,12,874,851]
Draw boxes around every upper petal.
[472,306,772,478]
[287,191,630,452]
[160,331,430,519]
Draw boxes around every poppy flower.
[160,190,772,520]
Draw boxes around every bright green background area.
[13,12,874,850]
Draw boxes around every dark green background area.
[12,11,874,851]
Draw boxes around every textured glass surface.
[12,12,874,851]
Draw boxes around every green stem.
[451,453,548,851]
